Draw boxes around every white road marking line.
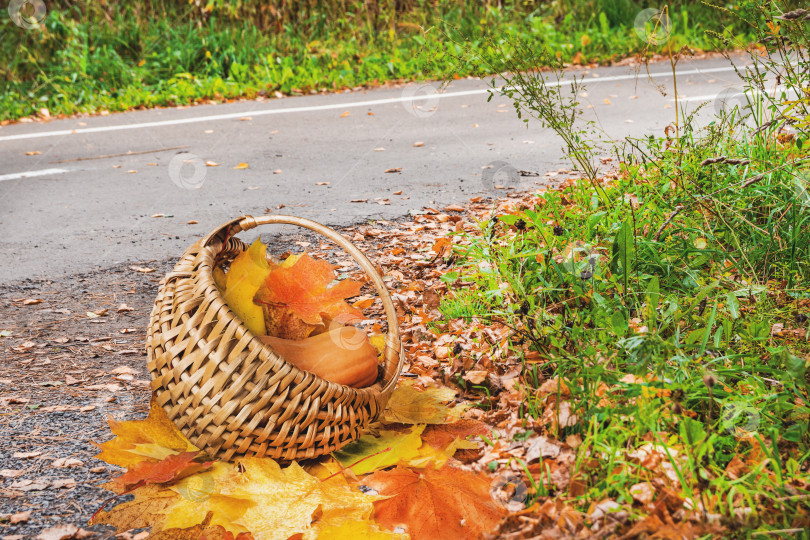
[673,87,796,102]
[0,168,69,182]
[0,65,741,143]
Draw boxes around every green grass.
[443,128,810,535]
[434,1,810,534]
[1,0,757,121]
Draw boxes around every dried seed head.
[518,300,530,315]
[452,342,463,356]
[515,218,527,231]
[672,402,683,415]
[703,373,717,389]
[553,225,564,236]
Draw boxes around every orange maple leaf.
[258,253,364,325]
[364,464,506,540]
[110,451,212,493]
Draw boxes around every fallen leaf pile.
[91,383,504,539]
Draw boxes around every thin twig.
[50,145,190,163]
[653,205,685,242]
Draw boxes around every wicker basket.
[147,215,404,461]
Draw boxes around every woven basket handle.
[201,214,404,396]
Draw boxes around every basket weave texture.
[147,215,403,461]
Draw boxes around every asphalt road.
[0,54,752,284]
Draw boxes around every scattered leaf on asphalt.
[10,510,31,524]
[384,167,402,173]
[23,299,42,305]
[52,458,84,468]
[205,161,220,167]
[25,151,41,156]
[13,451,43,459]
[35,523,94,540]
[130,266,155,273]
[233,163,249,169]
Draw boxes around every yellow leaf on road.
[233,162,249,169]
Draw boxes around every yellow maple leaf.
[333,426,426,475]
[222,239,271,336]
[382,384,458,424]
[94,400,198,469]
[311,519,405,539]
[165,460,321,537]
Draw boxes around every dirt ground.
[0,257,169,539]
